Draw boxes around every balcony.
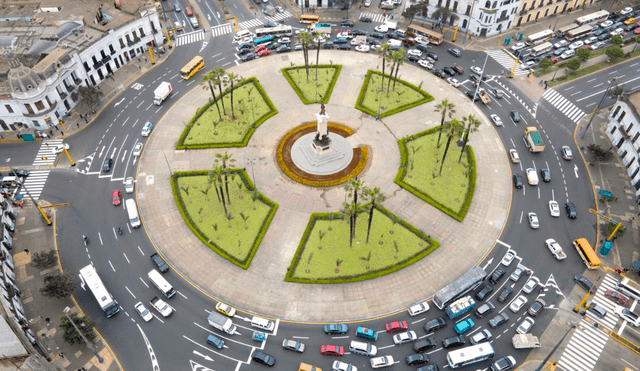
[479,7,499,14]
[101,55,111,64]
[520,10,528,15]
[59,91,67,99]
[24,102,57,118]
[73,77,82,85]
[92,60,104,70]
[496,16,510,23]
[65,84,73,92]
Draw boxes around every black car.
[417,366,439,371]
[426,51,438,60]
[474,302,495,318]
[490,268,505,284]
[465,90,479,101]
[238,42,254,50]
[240,52,256,62]
[553,47,567,56]
[598,34,610,41]
[432,69,445,78]
[413,338,436,352]
[12,169,29,177]
[337,44,351,50]
[540,168,551,182]
[625,24,636,32]
[416,43,429,52]
[594,29,605,36]
[371,31,385,38]
[150,253,169,273]
[470,74,481,84]
[510,110,521,122]
[424,317,447,333]
[442,335,465,349]
[341,19,354,27]
[239,48,252,55]
[406,353,430,365]
[265,43,278,50]
[575,275,594,292]
[497,287,514,303]
[513,174,523,189]
[275,45,290,53]
[354,29,367,36]
[323,42,334,49]
[475,284,493,301]
[360,16,373,23]
[488,313,509,328]
[386,31,401,39]
[442,67,456,76]
[102,158,113,172]
[565,202,577,218]
[251,350,275,367]
[528,298,546,316]
[408,54,420,62]
[451,65,463,74]
[264,21,277,28]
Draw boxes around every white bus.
[233,29,253,42]
[148,269,176,298]
[255,25,293,38]
[433,267,487,310]
[618,277,640,300]
[525,29,554,45]
[125,199,141,228]
[447,343,495,369]
[79,265,120,318]
[556,23,578,37]
[531,42,553,57]
[575,10,610,26]
[565,25,593,41]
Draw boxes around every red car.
[320,344,344,356]
[634,28,640,34]
[385,320,408,332]
[256,48,271,56]
[605,290,630,307]
[551,57,559,64]
[185,7,193,16]
[112,189,121,206]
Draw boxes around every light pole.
[534,321,582,371]
[161,148,173,176]
[580,76,618,139]
[463,0,478,45]
[63,307,104,363]
[5,158,51,225]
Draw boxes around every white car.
[614,306,640,326]
[132,142,143,157]
[240,36,253,44]
[371,356,394,369]
[614,27,625,35]
[408,301,430,316]
[490,114,503,127]
[417,60,433,69]
[278,37,291,44]
[516,317,535,334]
[52,143,70,154]
[560,50,575,59]
[522,276,540,294]
[510,42,525,51]
[135,302,153,322]
[510,295,528,312]
[333,361,358,371]
[408,49,422,57]
[470,66,483,75]
[355,44,370,53]
[549,200,560,217]
[125,177,134,194]
[568,41,584,50]
[141,121,153,136]
[501,250,516,266]
[523,60,536,69]
[528,212,539,229]
[621,6,633,15]
[553,40,568,49]
[509,149,520,163]
[600,20,614,28]
[393,331,417,345]
[447,77,460,87]
[584,36,598,45]
[275,6,285,13]
[215,302,236,317]
[526,168,539,185]
[374,25,388,33]
[591,41,606,50]
[365,0,372,6]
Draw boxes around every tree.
[431,6,453,29]
[458,114,481,163]
[576,47,591,61]
[60,314,96,346]
[386,51,398,95]
[226,72,240,119]
[375,43,391,93]
[31,249,58,269]
[339,202,358,248]
[565,57,581,71]
[299,31,315,82]
[391,48,407,90]
[362,187,386,244]
[538,57,553,71]
[200,71,223,120]
[213,67,227,116]
[212,164,228,215]
[403,3,424,25]
[207,168,222,203]
[434,99,455,147]
[606,45,625,62]
[610,34,624,46]
[76,85,103,113]
[215,151,236,205]
[40,273,75,299]
[313,31,324,82]
[439,119,463,176]
[587,143,613,163]
[344,178,363,233]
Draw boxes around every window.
[627,122,634,132]
[92,55,99,64]
[446,0,451,8]
[119,38,125,48]
[492,1,497,8]
[4,104,13,113]
[633,132,640,144]
[485,1,490,6]
[628,157,636,168]
[466,4,472,15]
[139,27,145,37]
[530,1,536,10]
[453,1,458,11]
[35,100,45,111]
[25,104,34,114]
[125,34,131,43]
[621,150,628,159]
[611,126,617,134]
[32,120,40,127]
[83,61,90,71]
[612,105,622,117]
[632,167,640,178]
[544,9,549,16]
[437,0,442,6]
[109,44,115,54]
[100,49,107,58]
[618,111,627,123]
[617,138,624,148]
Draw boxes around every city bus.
[433,267,487,310]
[575,10,610,26]
[180,56,204,80]
[556,23,578,37]
[253,35,275,46]
[565,25,593,41]
[531,42,553,57]
[299,14,320,24]
[525,29,554,45]
[617,277,640,300]
[573,238,601,270]
[407,24,444,45]
[447,343,495,369]
[79,264,120,318]
[255,25,293,38]
[310,23,332,34]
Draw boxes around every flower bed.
[281,65,342,104]
[355,70,433,118]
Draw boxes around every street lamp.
[161,148,173,176]
[5,158,51,225]
[580,76,618,139]
[63,307,104,363]
[533,321,583,371]
[463,0,479,45]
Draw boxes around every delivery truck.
[153,82,172,105]
[208,311,237,334]
[512,333,541,349]
[523,127,545,152]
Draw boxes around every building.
[0,0,164,133]
[606,92,640,196]
[514,0,598,27]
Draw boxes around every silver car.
[132,142,143,157]
[125,177,135,194]
[282,339,305,353]
[527,212,539,229]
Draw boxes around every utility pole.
[580,76,618,139]
[534,321,582,371]
[5,159,51,225]
[63,307,104,363]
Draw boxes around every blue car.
[333,38,348,44]
[356,326,378,341]
[453,318,474,334]
[324,323,348,334]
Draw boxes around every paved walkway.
[137,51,511,321]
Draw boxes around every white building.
[0,1,162,133]
[422,0,522,37]
[606,95,640,196]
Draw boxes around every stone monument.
[312,101,331,152]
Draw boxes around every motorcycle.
[117,227,122,236]
[83,235,88,246]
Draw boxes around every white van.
[189,17,199,28]
[234,29,253,42]
[251,316,275,331]
[148,269,176,298]
[125,199,141,228]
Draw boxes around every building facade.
[606,99,640,196]
[514,0,597,27]
[422,0,522,37]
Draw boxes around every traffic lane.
[225,0,254,21]
[0,141,43,169]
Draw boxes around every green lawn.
[355,70,433,118]
[172,169,278,269]
[395,127,476,222]
[282,65,342,104]
[285,205,439,283]
[177,78,277,149]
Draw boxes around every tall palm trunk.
[393,63,401,90]
[208,81,222,120]
[439,129,454,175]
[230,79,235,119]
[380,56,386,92]
[366,202,375,244]
[437,113,446,146]
[224,171,231,205]
[217,81,227,115]
[218,181,228,215]
[458,125,470,163]
[387,62,395,95]
[315,42,321,81]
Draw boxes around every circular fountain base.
[290,133,353,175]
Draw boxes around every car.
[513,174,523,189]
[516,317,535,334]
[324,324,348,334]
[424,317,446,333]
[275,5,284,12]
[551,57,559,64]
[416,43,430,52]
[361,16,373,22]
[470,66,483,75]
[526,168,539,185]
[416,366,439,371]
[393,331,417,345]
[215,302,236,317]
[625,23,636,32]
[614,27,626,35]
[490,114,503,127]
[123,177,134,194]
[501,250,516,266]
[528,212,539,229]
[584,36,598,45]
[406,353,429,365]
[510,265,526,282]
[553,39,568,48]
[510,295,528,312]
[600,20,614,28]
[413,338,436,353]
[510,110,520,122]
[185,7,193,16]
[465,90,479,101]
[408,49,422,57]
[498,287,514,303]
[474,302,495,318]
[614,306,640,326]
[598,33,610,41]
[491,356,517,371]
[341,20,354,27]
[355,45,370,52]
[408,54,420,62]
[371,356,394,368]
[432,69,445,78]
[350,38,362,45]
[11,169,29,177]
[332,361,357,371]
[256,48,271,56]
[490,268,505,284]
[475,285,494,301]
[565,202,577,218]
[451,65,464,74]
[277,37,291,45]
[135,302,153,322]
[443,66,457,76]
[355,326,378,341]
[251,350,276,366]
[548,200,560,217]
[130,142,144,157]
[337,44,351,50]
[174,3,181,12]
[353,29,367,36]
[323,42,334,49]
[321,344,344,356]
[540,168,551,182]
[522,276,540,294]
[508,149,520,163]
[605,290,630,307]
[574,275,594,292]
[635,28,640,34]
[293,44,303,50]
[560,49,575,59]
[371,31,384,38]
[276,45,291,53]
[264,21,277,27]
[488,313,509,328]
[447,77,460,87]
[418,60,433,69]
[588,302,608,317]
[333,38,348,44]
[238,42,254,50]
[408,301,430,316]
[528,298,546,316]
[490,88,503,98]
[621,6,634,15]
[470,329,492,345]
[594,28,606,36]
[102,158,113,172]
[561,145,573,160]
[52,143,70,154]
[112,189,121,206]
[442,335,465,349]
[448,47,461,57]
[374,25,388,33]
[523,60,536,69]
[241,50,255,61]
[553,47,567,56]
[453,318,474,334]
[385,320,407,332]
[511,42,526,51]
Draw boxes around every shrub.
[606,45,625,62]
[355,70,433,118]
[538,57,553,70]
[565,58,581,71]
[576,47,591,61]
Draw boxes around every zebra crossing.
[211,23,233,37]
[17,170,50,201]
[33,139,63,166]
[557,320,608,371]
[266,11,293,23]
[239,18,265,30]
[585,273,621,331]
[541,88,587,123]
[485,49,530,76]
[358,12,387,23]
[175,30,204,46]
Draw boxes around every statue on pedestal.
[313,98,331,152]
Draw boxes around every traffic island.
[394,127,477,222]
[281,64,342,104]
[284,204,439,283]
[171,169,278,269]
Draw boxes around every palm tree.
[392,48,407,90]
[213,67,227,115]
[226,72,240,119]
[212,165,228,214]
[362,187,386,244]
[339,201,358,248]
[434,99,456,147]
[375,43,391,93]
[458,114,481,163]
[298,31,315,82]
[439,119,463,176]
[386,50,398,95]
[344,177,363,232]
[215,151,236,204]
[313,31,324,83]
[200,71,222,121]
[207,168,222,203]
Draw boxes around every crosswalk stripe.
[33,140,62,165]
[176,30,204,46]
[485,49,530,76]
[358,12,386,23]
[558,320,608,371]
[542,88,586,123]
[239,18,265,30]
[17,170,51,200]
[266,11,293,23]
[211,24,233,37]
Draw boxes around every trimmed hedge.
[171,169,279,269]
[355,70,434,118]
[281,65,342,104]
[176,77,278,149]
[394,127,477,222]
[284,203,440,284]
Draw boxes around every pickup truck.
[150,296,173,317]
[512,333,541,349]
[524,127,545,152]
[150,253,169,273]
[478,88,491,105]
[545,239,567,260]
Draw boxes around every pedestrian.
[45,143,49,147]
[138,58,141,63]
[77,123,80,128]
[49,129,53,135]
[84,117,88,123]
[58,353,64,358]
[144,57,147,63]
[79,113,83,119]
